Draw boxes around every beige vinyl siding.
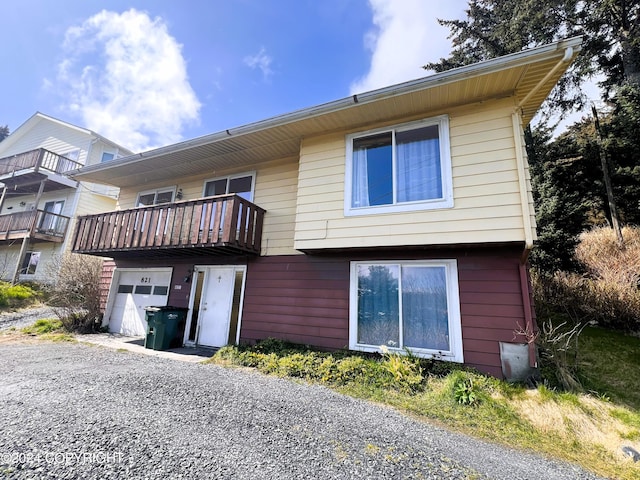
[117,157,300,256]
[85,140,129,167]
[294,98,536,250]
[74,187,118,218]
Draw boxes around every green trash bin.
[144,306,188,351]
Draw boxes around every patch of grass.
[21,318,63,335]
[17,318,75,342]
[578,326,640,410]
[39,332,76,342]
[0,282,39,310]
[210,338,640,480]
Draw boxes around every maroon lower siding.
[105,246,532,378]
[241,247,531,378]
[99,260,116,312]
[242,256,350,349]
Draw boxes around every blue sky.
[2,0,472,151]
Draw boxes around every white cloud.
[244,47,273,80]
[351,0,467,94]
[56,9,201,151]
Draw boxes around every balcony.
[72,194,266,258]
[0,210,71,243]
[0,148,81,193]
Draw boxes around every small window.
[134,285,152,295]
[136,188,175,207]
[203,173,255,201]
[117,284,134,294]
[345,116,452,215]
[153,286,168,296]
[63,150,80,162]
[20,252,41,275]
[350,260,462,362]
[101,152,115,163]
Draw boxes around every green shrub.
[447,371,485,406]
[454,378,479,405]
[380,347,425,393]
[212,340,473,396]
[253,337,306,355]
[277,352,321,378]
[335,355,371,383]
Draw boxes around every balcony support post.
[12,179,46,284]
[0,186,6,215]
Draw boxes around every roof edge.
[71,36,582,179]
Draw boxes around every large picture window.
[349,260,463,362]
[345,116,452,215]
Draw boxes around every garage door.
[109,269,172,336]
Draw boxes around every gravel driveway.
[0,306,57,332]
[0,342,603,480]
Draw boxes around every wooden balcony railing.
[0,148,82,177]
[0,210,70,242]
[72,194,266,257]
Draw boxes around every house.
[0,113,132,283]
[69,37,581,378]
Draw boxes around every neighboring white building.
[0,112,132,282]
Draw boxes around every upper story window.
[136,187,176,207]
[345,116,453,216]
[62,149,81,162]
[101,152,115,163]
[203,173,255,202]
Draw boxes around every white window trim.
[201,171,256,200]
[20,251,41,276]
[348,259,463,363]
[101,151,115,162]
[136,186,177,207]
[62,149,81,162]
[344,115,453,216]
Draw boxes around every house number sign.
[140,277,151,283]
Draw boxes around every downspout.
[511,49,574,362]
[512,111,536,368]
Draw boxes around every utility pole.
[592,105,624,247]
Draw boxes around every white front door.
[109,269,172,336]
[196,267,235,347]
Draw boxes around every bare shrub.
[575,226,640,287]
[537,321,587,391]
[533,226,640,332]
[44,253,104,333]
[533,271,640,332]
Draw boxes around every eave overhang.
[70,37,582,189]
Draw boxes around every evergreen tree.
[426,0,640,111]
[0,125,8,142]
[430,0,640,273]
